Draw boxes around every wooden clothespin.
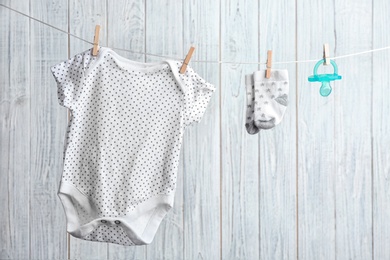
[265,50,272,78]
[179,46,195,74]
[323,43,330,65]
[92,25,100,56]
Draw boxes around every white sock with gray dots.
[253,70,289,130]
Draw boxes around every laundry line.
[2,3,390,65]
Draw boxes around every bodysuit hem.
[57,180,174,245]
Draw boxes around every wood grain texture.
[2,0,390,258]
[107,0,145,62]
[373,1,390,259]
[145,1,184,259]
[221,0,260,259]
[68,0,109,258]
[182,0,220,259]
[334,1,373,259]
[0,0,30,259]
[0,5,11,257]
[106,0,146,258]
[29,0,68,258]
[258,0,297,259]
[297,1,337,259]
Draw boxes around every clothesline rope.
[2,3,390,65]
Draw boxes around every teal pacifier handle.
[313,59,338,76]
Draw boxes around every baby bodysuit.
[50,47,215,246]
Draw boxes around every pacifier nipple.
[320,81,332,97]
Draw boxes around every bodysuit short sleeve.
[183,66,216,125]
[50,50,91,109]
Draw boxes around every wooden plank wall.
[0,0,389,259]
[297,1,336,259]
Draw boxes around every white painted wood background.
[0,0,389,259]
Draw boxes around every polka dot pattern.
[83,224,135,246]
[50,47,215,245]
[71,196,93,226]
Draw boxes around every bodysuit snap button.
[101,220,107,223]
[115,220,121,224]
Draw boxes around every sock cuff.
[253,69,288,82]
[245,74,254,86]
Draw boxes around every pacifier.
[308,59,342,97]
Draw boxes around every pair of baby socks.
[245,70,289,134]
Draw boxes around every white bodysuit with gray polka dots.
[50,47,215,246]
